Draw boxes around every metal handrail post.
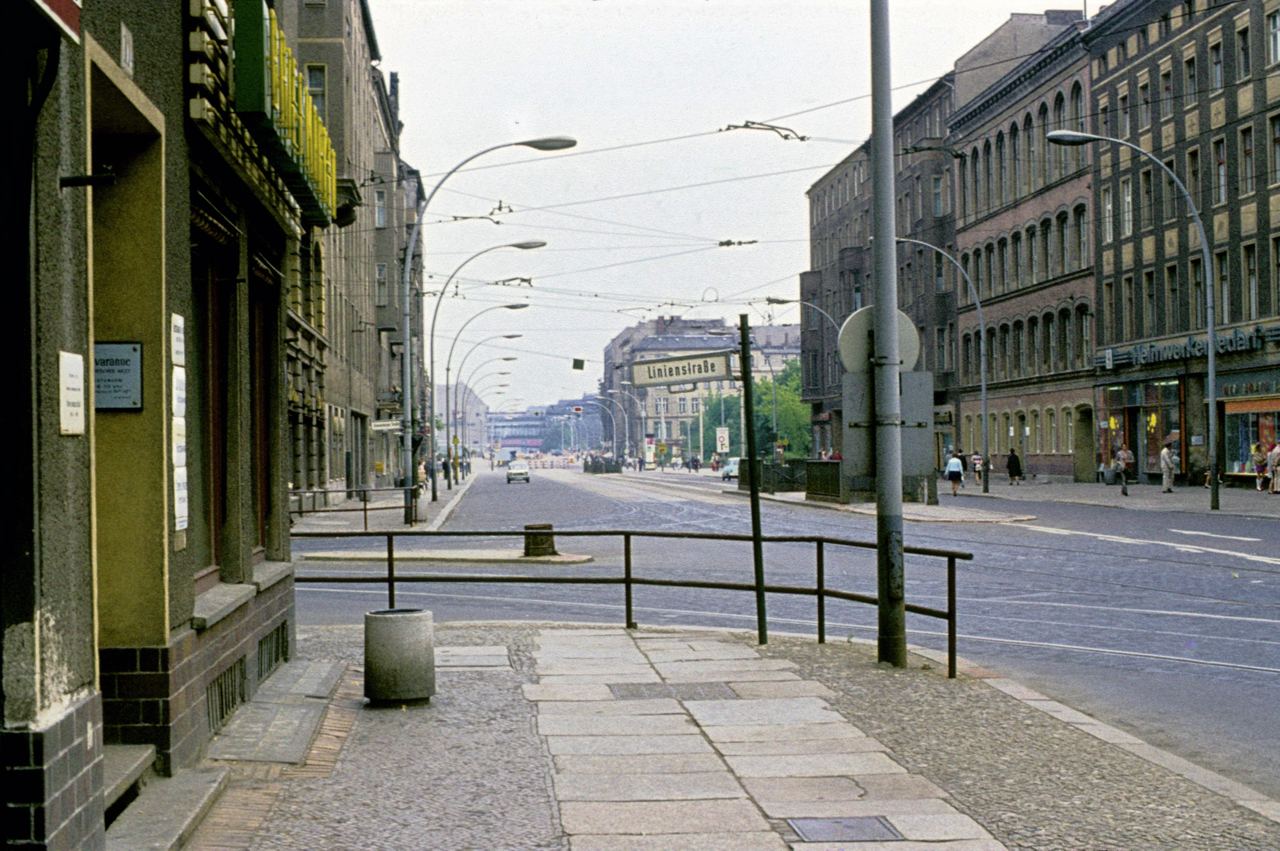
[624,534,636,629]
[387,535,397,608]
[947,556,956,679]
[816,540,826,644]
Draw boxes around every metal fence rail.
[289,486,421,530]
[291,528,972,678]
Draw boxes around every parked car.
[720,457,740,480]
[506,460,531,484]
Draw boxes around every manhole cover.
[788,816,902,842]
[609,682,737,700]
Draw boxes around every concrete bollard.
[523,523,557,557]
[364,608,435,703]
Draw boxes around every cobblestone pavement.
[188,622,1280,850]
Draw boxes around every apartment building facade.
[1085,0,1280,485]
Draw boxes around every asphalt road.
[293,467,1280,800]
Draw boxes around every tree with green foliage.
[697,361,810,460]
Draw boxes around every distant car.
[506,460,531,484]
[721,458,740,480]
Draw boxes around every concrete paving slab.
[886,813,995,841]
[642,647,763,663]
[741,776,864,802]
[560,799,770,835]
[546,735,714,756]
[537,673,662,685]
[536,662,655,675]
[654,659,796,675]
[553,771,745,801]
[729,680,836,699]
[855,773,949,800]
[254,660,346,702]
[523,683,615,701]
[571,832,789,850]
[554,753,729,775]
[104,766,228,851]
[702,722,864,742]
[684,697,842,726]
[792,841,1006,851]
[714,737,889,756]
[662,669,801,684]
[725,751,907,778]
[758,797,960,819]
[537,698,684,716]
[206,702,326,763]
[537,715,696,736]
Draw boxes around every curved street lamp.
[443,304,528,488]
[581,400,617,455]
[596,394,628,462]
[427,242,544,498]
[896,237,989,494]
[607,386,646,460]
[456,355,518,448]
[1048,129,1218,509]
[403,135,574,514]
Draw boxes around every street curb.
[715,486,1036,524]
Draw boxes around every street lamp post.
[410,135,575,515]
[443,304,528,489]
[582,400,617,455]
[455,353,518,452]
[608,386,646,459]
[597,394,628,463]
[896,237,989,494]
[428,243,545,499]
[1048,129,1218,509]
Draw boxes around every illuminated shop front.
[1096,379,1183,480]
[1220,372,1280,478]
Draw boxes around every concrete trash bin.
[364,608,435,702]
[523,523,557,557]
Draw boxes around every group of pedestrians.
[1250,442,1280,493]
[942,449,1025,496]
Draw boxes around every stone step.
[102,744,155,814]
[104,766,228,851]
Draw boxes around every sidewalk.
[182,622,1280,849]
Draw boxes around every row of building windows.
[1100,238,1280,343]
[956,81,1087,223]
[959,205,1090,301]
[960,304,1093,385]
[962,407,1076,457]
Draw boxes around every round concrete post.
[523,523,557,557]
[364,608,435,702]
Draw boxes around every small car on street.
[506,460,531,484]
[720,457,740,480]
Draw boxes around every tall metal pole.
[870,0,907,667]
[740,315,767,644]
[897,237,989,494]
[1048,130,1218,509]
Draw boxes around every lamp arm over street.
[1047,129,1218,510]
[895,236,989,494]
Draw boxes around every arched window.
[1053,93,1068,176]
[1063,408,1075,455]
[995,132,1007,205]
[1058,308,1072,371]
[1023,113,1035,192]
[1070,82,1085,169]
[958,159,968,219]
[997,238,1009,293]
[1027,316,1040,375]
[1043,313,1056,372]
[985,244,996,298]
[1010,124,1021,198]
[1001,412,1012,454]
[971,147,982,214]
[1012,320,1025,377]
[1040,219,1053,280]
[1011,232,1023,286]
[982,140,994,212]
[1073,205,1088,270]
[1037,103,1050,186]
[1031,409,1041,454]
[962,333,972,381]
[1056,212,1070,276]
[1047,409,1057,453]
[1027,225,1038,282]
[1075,303,1091,368]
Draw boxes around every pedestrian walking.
[971,451,983,484]
[1007,449,1022,485]
[1268,443,1280,494]
[1114,444,1134,497]
[1251,443,1268,491]
[1159,441,1176,493]
[945,452,964,496]
[956,449,967,487]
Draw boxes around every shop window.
[1225,407,1278,475]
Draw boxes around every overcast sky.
[369,0,1083,408]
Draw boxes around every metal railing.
[289,486,422,530]
[291,528,971,677]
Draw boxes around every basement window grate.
[257,620,290,682]
[206,657,246,734]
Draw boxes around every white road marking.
[1020,524,1280,567]
[1169,529,1262,542]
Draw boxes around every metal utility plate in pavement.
[207,660,345,763]
[788,816,903,842]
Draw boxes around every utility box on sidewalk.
[364,608,435,702]
[523,523,557,557]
